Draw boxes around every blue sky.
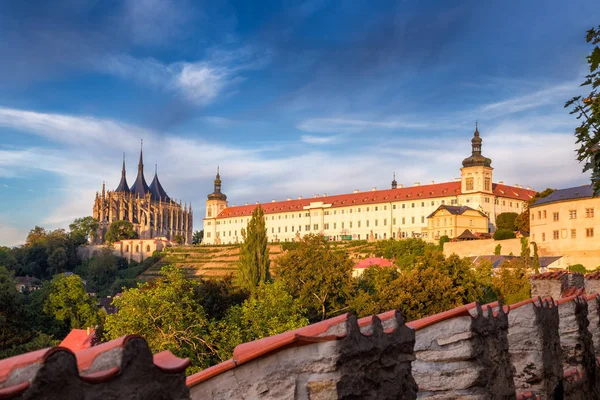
[0,0,597,246]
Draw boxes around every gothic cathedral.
[92,144,193,244]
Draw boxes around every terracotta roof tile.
[59,329,95,353]
[529,271,568,280]
[561,287,586,298]
[517,392,541,400]
[555,293,586,306]
[354,257,395,270]
[214,182,534,219]
[153,350,191,374]
[586,271,600,280]
[406,302,479,331]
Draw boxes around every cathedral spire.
[130,139,150,197]
[138,140,144,173]
[115,153,130,193]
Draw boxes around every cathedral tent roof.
[149,169,171,202]
[114,155,130,193]
[130,144,150,197]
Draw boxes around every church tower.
[204,167,228,244]
[460,123,493,195]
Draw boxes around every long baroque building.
[203,126,535,245]
[93,145,193,244]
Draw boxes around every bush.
[439,236,450,248]
[493,229,516,240]
[496,213,519,231]
[569,264,587,274]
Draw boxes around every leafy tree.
[105,220,137,244]
[0,267,25,350]
[195,275,247,321]
[374,238,437,270]
[491,259,531,305]
[496,212,519,231]
[531,242,540,273]
[173,234,185,245]
[69,216,99,246]
[472,259,498,304]
[274,234,353,321]
[520,237,530,268]
[569,264,587,273]
[0,247,18,272]
[104,266,216,373]
[237,205,270,293]
[86,249,119,294]
[192,230,204,245]
[439,235,450,249]
[44,274,99,329]
[494,229,516,240]
[565,26,600,195]
[494,244,502,255]
[214,281,309,361]
[47,247,68,275]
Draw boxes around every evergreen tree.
[520,237,530,268]
[531,242,540,273]
[237,205,270,293]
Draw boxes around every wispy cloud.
[100,47,270,105]
[300,135,339,144]
[297,117,431,134]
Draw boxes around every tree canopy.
[496,213,519,231]
[237,205,270,293]
[565,26,600,195]
[105,220,138,244]
[69,216,99,246]
[44,273,99,329]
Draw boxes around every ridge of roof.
[531,184,593,207]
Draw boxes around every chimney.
[256,201,259,204]
[527,186,531,190]
[271,199,276,202]
[323,193,327,197]
[287,197,291,201]
[431,181,435,185]
[245,202,248,205]
[398,184,403,188]
[414,182,420,187]
[353,189,360,193]
[371,187,377,191]
[454,177,461,181]
[298,196,303,200]
[499,180,504,184]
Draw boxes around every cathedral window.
[466,178,474,191]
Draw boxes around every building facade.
[111,238,173,263]
[425,205,489,240]
[530,185,599,269]
[92,145,193,244]
[203,126,535,245]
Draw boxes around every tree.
[69,216,99,246]
[173,234,186,245]
[491,259,531,305]
[439,235,450,249]
[374,238,437,270]
[44,274,99,329]
[0,247,18,272]
[565,26,600,195]
[214,281,309,361]
[86,249,119,294]
[569,264,587,273]
[494,244,502,255]
[274,234,353,321]
[237,205,270,293]
[531,242,541,273]
[104,266,216,373]
[494,229,516,240]
[47,247,68,275]
[520,237,530,268]
[105,220,138,244]
[0,267,25,350]
[496,212,519,231]
[192,230,204,245]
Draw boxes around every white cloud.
[99,48,269,105]
[297,117,431,134]
[300,135,338,144]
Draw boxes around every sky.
[0,0,598,246]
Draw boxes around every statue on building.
[92,142,193,244]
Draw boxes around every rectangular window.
[313,224,318,230]
[375,206,378,211]
[466,177,474,190]
[586,228,594,238]
[411,217,415,224]
[206,232,211,238]
[358,221,361,228]
[305,225,310,231]
[349,221,352,228]
[384,219,387,226]
[374,220,378,226]
[441,200,446,205]
[411,203,415,208]
[484,178,491,191]
[542,233,545,241]
[324,223,329,230]
[393,218,396,225]
[553,230,559,240]
[402,204,406,209]
[272,228,275,233]
[333,223,337,229]
[393,205,396,209]
[366,220,370,227]
[485,198,490,203]
[342,222,345,229]
[431,201,435,206]
[291,226,294,232]
[366,207,370,212]
[402,217,405,224]
[278,227,281,233]
[571,229,576,239]
[586,208,594,218]
[569,210,577,219]
[543,210,547,219]
[384,206,387,210]
[553,212,559,221]
[532,213,535,221]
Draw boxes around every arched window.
[146,245,151,252]
[125,245,129,252]
[135,245,139,253]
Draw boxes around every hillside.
[140,240,380,280]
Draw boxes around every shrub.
[496,212,519,231]
[569,264,587,274]
[493,229,516,240]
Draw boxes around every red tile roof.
[213,181,535,219]
[59,329,95,353]
[530,271,568,280]
[0,335,189,398]
[586,272,600,280]
[406,302,479,331]
[353,257,395,270]
[561,287,586,298]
